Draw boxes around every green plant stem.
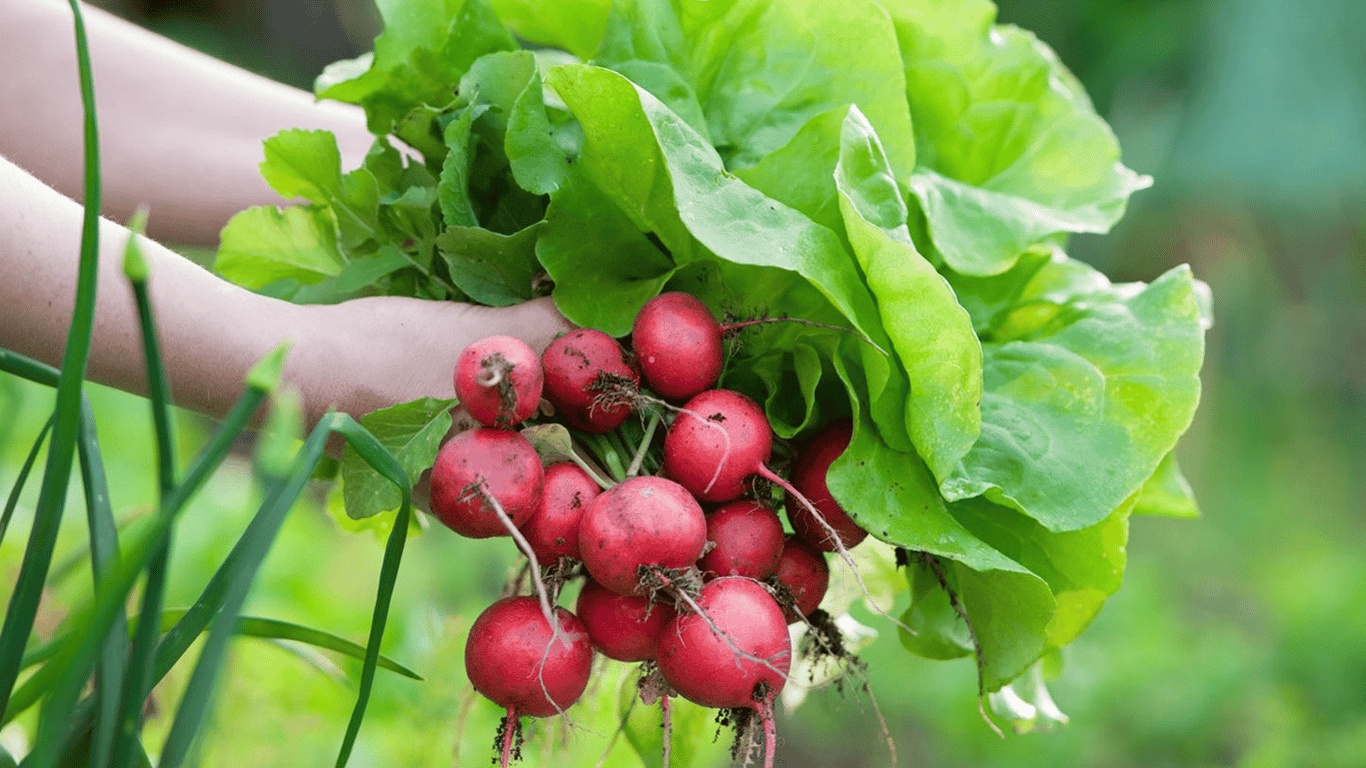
[113,226,180,768]
[0,412,55,546]
[626,412,661,478]
[78,397,130,768]
[0,0,102,717]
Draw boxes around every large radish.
[577,475,707,595]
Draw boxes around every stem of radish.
[626,411,661,478]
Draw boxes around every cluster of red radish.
[428,292,870,767]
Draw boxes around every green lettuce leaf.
[215,206,344,289]
[316,0,516,132]
[435,222,543,306]
[1132,451,1200,518]
[950,495,1133,649]
[490,0,611,60]
[538,173,676,337]
[942,262,1206,531]
[889,0,1150,274]
[826,357,1053,691]
[835,106,983,480]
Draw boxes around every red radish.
[541,328,639,433]
[697,500,785,580]
[786,419,868,551]
[429,427,544,539]
[521,462,599,562]
[574,578,675,661]
[454,335,544,428]
[464,596,593,717]
[771,535,830,624]
[577,476,707,595]
[632,292,724,400]
[661,389,771,503]
[656,576,791,710]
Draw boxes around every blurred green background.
[3,0,1364,765]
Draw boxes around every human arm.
[0,155,573,427]
[0,0,374,247]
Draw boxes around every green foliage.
[200,0,1210,702]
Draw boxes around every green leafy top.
[216,0,1207,695]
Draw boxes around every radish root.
[478,484,579,724]
[758,464,919,639]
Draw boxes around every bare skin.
[0,1,573,427]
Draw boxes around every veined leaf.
[942,262,1206,531]
[835,106,982,480]
[216,206,346,289]
[890,2,1150,275]
[340,398,456,520]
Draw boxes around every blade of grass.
[113,210,179,768]
[0,0,103,716]
[328,414,412,768]
[156,610,422,681]
[0,350,60,388]
[8,351,284,751]
[77,397,130,768]
[158,413,333,768]
[0,411,55,546]
[20,514,172,768]
[46,508,148,586]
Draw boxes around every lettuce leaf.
[889,0,1150,274]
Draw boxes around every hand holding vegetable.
[0,155,571,428]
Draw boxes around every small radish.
[465,597,593,717]
[786,419,868,552]
[429,427,544,539]
[541,328,639,433]
[660,389,771,503]
[521,462,600,563]
[454,335,544,428]
[770,535,830,624]
[697,500,786,580]
[577,476,707,595]
[465,596,594,766]
[574,578,675,662]
[632,292,724,400]
[656,576,790,710]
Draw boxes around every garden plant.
[1,0,1211,765]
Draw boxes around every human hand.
[290,294,575,427]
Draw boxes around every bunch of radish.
[428,293,870,767]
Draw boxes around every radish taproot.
[429,427,543,539]
[632,292,724,400]
[697,500,786,581]
[541,328,638,433]
[770,534,831,624]
[575,578,675,661]
[454,335,544,428]
[464,596,593,718]
[577,475,707,595]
